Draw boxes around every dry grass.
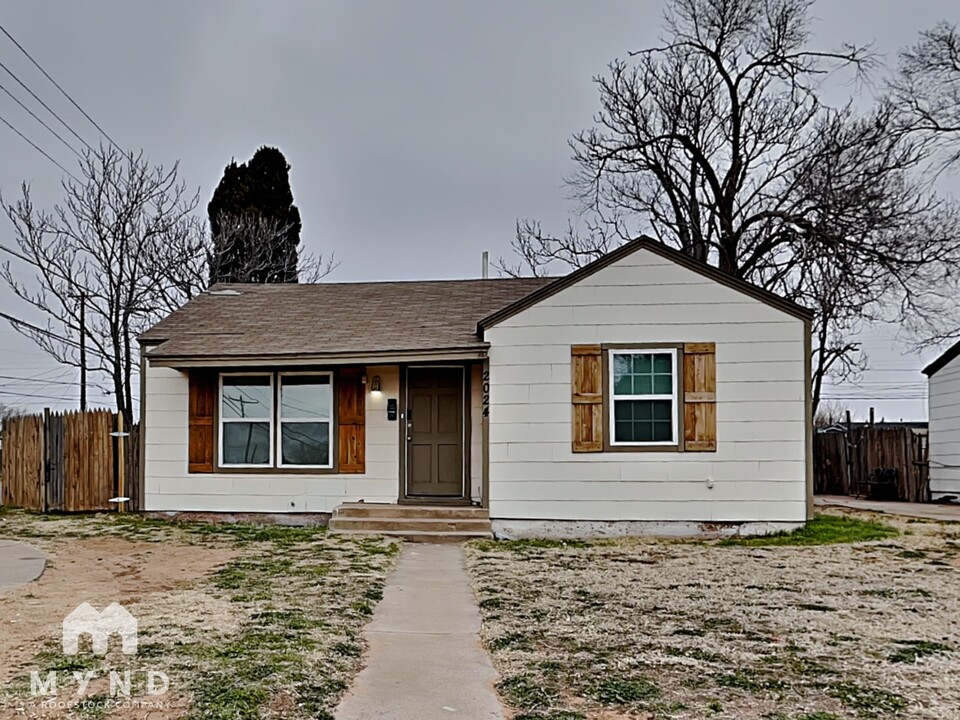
[0,511,399,720]
[465,509,960,720]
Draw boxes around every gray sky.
[0,0,956,419]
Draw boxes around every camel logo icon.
[62,603,138,656]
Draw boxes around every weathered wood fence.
[1,409,141,512]
[814,425,929,503]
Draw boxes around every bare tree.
[0,146,201,424]
[892,22,960,167]
[814,400,850,429]
[502,0,960,411]
[205,211,337,288]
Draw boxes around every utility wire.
[0,77,82,158]
[0,310,108,360]
[0,22,121,152]
[0,57,94,153]
[0,111,78,180]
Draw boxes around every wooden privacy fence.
[1,409,141,512]
[814,425,929,503]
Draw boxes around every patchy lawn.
[0,510,398,719]
[466,510,960,720]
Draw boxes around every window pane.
[613,356,632,394]
[653,374,672,394]
[281,422,330,466]
[652,421,672,442]
[613,400,673,443]
[281,376,331,419]
[222,376,271,419]
[653,354,672,373]
[632,374,652,395]
[633,354,652,374]
[222,422,270,465]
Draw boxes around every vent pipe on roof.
[482,251,489,279]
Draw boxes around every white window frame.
[609,348,678,447]
[219,372,274,468]
[277,371,335,469]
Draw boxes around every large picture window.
[278,374,333,468]
[609,349,678,446]
[218,372,334,469]
[220,374,273,466]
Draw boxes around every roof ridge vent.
[207,289,243,297]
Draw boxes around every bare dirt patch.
[0,511,399,720]
[465,509,960,720]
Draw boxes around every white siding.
[928,357,960,499]
[144,364,401,513]
[485,248,808,523]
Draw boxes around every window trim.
[219,372,275,468]
[276,371,335,470]
[605,346,682,450]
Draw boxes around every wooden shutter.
[338,368,366,473]
[188,371,217,473]
[571,344,603,452]
[683,343,717,452]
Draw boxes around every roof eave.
[145,344,490,368]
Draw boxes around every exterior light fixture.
[371,375,382,394]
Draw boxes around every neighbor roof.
[923,340,960,377]
[478,236,814,333]
[139,277,553,361]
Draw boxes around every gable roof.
[923,340,960,377]
[140,277,553,361]
[478,236,814,334]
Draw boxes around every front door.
[406,367,465,498]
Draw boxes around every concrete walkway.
[0,539,45,593]
[335,544,504,720]
[816,495,960,522]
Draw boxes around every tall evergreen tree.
[207,146,303,284]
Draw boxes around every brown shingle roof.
[140,278,554,360]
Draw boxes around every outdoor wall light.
[371,375,382,394]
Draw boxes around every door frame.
[398,363,471,504]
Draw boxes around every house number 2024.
[482,370,490,417]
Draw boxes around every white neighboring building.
[138,237,813,537]
[924,347,960,501]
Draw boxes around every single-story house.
[923,345,960,502]
[138,237,813,538]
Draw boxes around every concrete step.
[334,503,489,520]
[329,517,492,534]
[329,528,492,543]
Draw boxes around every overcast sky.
[0,1,956,419]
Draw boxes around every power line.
[0,57,94,153]
[0,310,108,360]
[0,373,78,386]
[0,22,121,152]
[0,77,82,157]
[0,110,78,180]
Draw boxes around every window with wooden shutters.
[587,343,718,453]
[188,371,216,473]
[683,342,717,451]
[337,368,365,473]
[571,345,603,452]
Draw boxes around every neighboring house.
[138,237,813,538]
[923,346,960,501]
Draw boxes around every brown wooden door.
[406,367,464,497]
